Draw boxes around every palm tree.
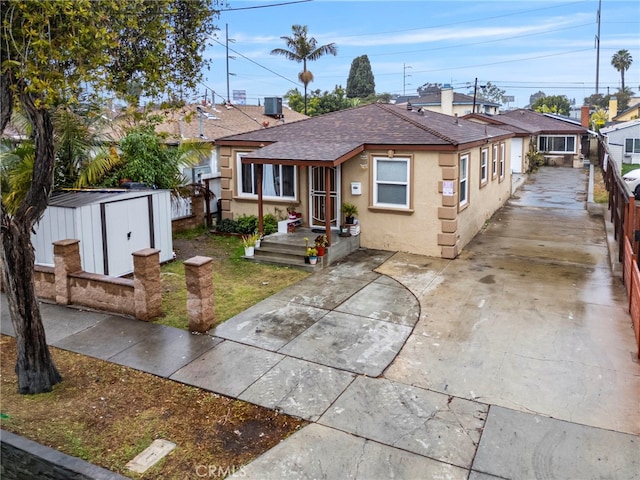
[271,25,337,115]
[611,49,633,91]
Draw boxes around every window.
[499,143,505,180]
[236,152,296,200]
[492,144,498,178]
[459,153,469,207]
[373,157,410,208]
[538,135,576,153]
[480,147,488,185]
[625,138,640,154]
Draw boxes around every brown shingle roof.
[153,103,308,143]
[500,109,587,134]
[218,103,512,164]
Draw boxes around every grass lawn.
[159,229,310,330]
[1,227,311,477]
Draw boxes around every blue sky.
[200,0,640,108]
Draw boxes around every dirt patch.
[0,335,307,479]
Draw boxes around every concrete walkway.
[2,167,639,479]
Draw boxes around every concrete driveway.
[237,167,639,479]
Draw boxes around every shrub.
[215,218,238,233]
[236,214,258,234]
[264,214,278,235]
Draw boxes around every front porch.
[248,227,360,272]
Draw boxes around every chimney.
[608,96,618,122]
[580,105,590,128]
[441,84,454,116]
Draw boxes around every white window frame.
[492,144,498,178]
[480,147,488,186]
[499,143,505,180]
[236,152,297,200]
[538,135,576,154]
[373,156,410,209]
[459,153,469,207]
[625,138,640,154]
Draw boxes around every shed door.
[103,197,151,276]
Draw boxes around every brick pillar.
[184,256,215,333]
[132,248,161,321]
[53,239,82,305]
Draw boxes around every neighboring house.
[464,109,589,172]
[151,99,307,219]
[215,103,514,259]
[402,85,501,116]
[612,100,640,124]
[601,119,640,165]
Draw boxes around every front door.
[309,166,340,229]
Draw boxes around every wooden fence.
[600,137,640,358]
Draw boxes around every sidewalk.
[2,167,639,479]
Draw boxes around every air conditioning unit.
[264,97,283,116]
[184,165,211,184]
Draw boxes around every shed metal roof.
[48,189,163,208]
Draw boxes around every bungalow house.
[464,109,589,172]
[215,103,514,259]
[152,100,308,178]
[600,119,640,165]
[403,85,501,116]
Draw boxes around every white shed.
[32,189,173,277]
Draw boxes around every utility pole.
[226,24,236,104]
[403,64,412,97]
[472,77,478,113]
[595,0,601,94]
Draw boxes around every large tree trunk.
[1,219,62,394]
[0,88,62,394]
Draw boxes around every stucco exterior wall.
[456,141,512,253]
[219,141,512,260]
[341,150,443,257]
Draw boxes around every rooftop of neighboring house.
[612,100,640,123]
[217,103,513,163]
[465,109,588,135]
[600,118,640,134]
[152,102,308,144]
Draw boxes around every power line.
[367,23,593,58]
[337,1,589,39]
[210,37,300,88]
[220,0,312,12]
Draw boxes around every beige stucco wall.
[456,141,512,253]
[220,140,512,259]
[341,150,443,257]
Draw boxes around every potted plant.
[306,246,318,265]
[341,202,358,224]
[241,233,258,257]
[314,234,328,256]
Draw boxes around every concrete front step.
[248,251,323,272]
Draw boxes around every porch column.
[256,164,264,234]
[324,166,332,246]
